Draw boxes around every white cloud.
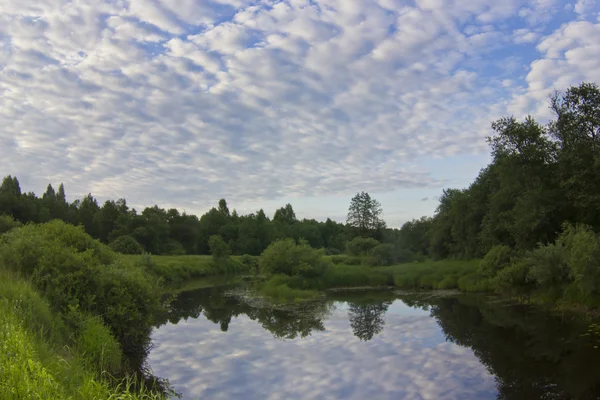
[0,0,598,216]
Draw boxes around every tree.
[274,204,296,224]
[218,199,230,218]
[346,192,385,237]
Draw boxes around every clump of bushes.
[346,237,380,257]
[479,245,515,277]
[109,235,144,254]
[260,238,330,278]
[0,220,162,361]
[0,214,21,236]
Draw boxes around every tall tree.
[346,192,385,237]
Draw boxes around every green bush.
[325,247,341,255]
[94,263,161,359]
[346,237,380,257]
[479,245,514,277]
[558,224,600,297]
[209,235,231,260]
[260,239,330,278]
[367,243,397,266]
[494,260,532,292]
[240,254,259,270]
[527,243,570,288]
[109,235,144,255]
[0,221,162,363]
[0,214,21,236]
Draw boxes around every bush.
[260,238,330,278]
[209,235,231,260]
[527,243,570,288]
[346,237,380,257]
[557,224,600,297]
[479,245,514,277]
[93,263,162,359]
[325,247,342,255]
[0,221,162,363]
[367,243,397,266]
[494,260,532,292]
[109,235,144,255]
[240,254,259,270]
[0,214,21,235]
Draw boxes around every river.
[148,281,600,399]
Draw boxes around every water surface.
[148,284,600,400]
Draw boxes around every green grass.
[391,259,492,292]
[121,254,251,284]
[260,275,320,302]
[0,271,166,400]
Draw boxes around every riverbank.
[0,221,170,399]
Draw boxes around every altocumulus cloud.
[1,0,600,212]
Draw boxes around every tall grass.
[391,260,492,292]
[123,254,251,284]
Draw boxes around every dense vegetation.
[0,221,170,399]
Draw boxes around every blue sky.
[1,0,600,227]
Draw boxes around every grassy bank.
[0,271,163,399]
[121,254,253,284]
[0,221,169,399]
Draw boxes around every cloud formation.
[1,0,599,214]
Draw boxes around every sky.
[1,0,600,228]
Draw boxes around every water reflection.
[150,285,600,400]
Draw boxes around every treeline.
[398,82,600,260]
[0,176,401,256]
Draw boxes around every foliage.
[0,214,21,235]
[494,259,533,292]
[260,275,319,302]
[0,272,167,400]
[0,221,162,362]
[209,235,231,261]
[479,245,515,277]
[346,192,385,237]
[259,238,330,278]
[527,242,570,288]
[365,243,397,266]
[346,236,380,257]
[110,235,144,254]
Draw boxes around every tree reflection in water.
[156,284,600,399]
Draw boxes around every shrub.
[109,235,144,255]
[346,237,380,257]
[325,247,342,255]
[479,245,514,277]
[260,238,329,278]
[367,243,397,266]
[527,243,570,288]
[557,224,600,297]
[494,260,532,292]
[0,221,162,363]
[240,254,259,270]
[396,248,415,263]
[260,275,318,302]
[209,235,231,260]
[93,263,162,360]
[0,214,21,235]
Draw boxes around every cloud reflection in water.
[148,299,497,399]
